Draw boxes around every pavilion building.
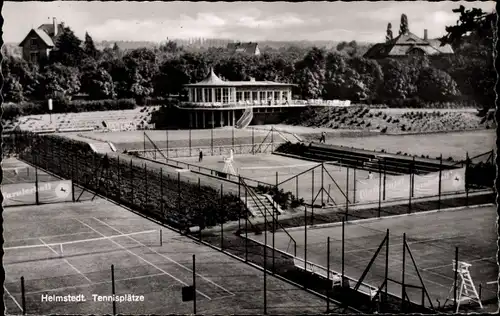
[183,68,294,106]
[174,69,298,129]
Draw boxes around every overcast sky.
[3,1,496,43]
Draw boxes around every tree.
[3,77,25,103]
[440,5,496,48]
[83,32,100,60]
[81,67,115,100]
[294,47,326,98]
[417,67,460,102]
[379,59,417,100]
[439,6,496,109]
[40,63,81,100]
[49,26,85,67]
[386,23,393,42]
[399,14,410,35]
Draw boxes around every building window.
[30,52,39,63]
[204,89,211,102]
[252,91,258,101]
[244,91,250,101]
[222,88,229,103]
[30,38,37,47]
[259,91,266,102]
[196,88,203,102]
[215,89,222,102]
[236,91,243,102]
[274,91,280,101]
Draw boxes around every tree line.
[2,6,494,111]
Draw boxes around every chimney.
[53,17,58,36]
[423,29,428,41]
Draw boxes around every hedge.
[16,132,246,230]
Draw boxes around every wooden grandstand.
[3,106,159,133]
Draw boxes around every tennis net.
[4,230,159,264]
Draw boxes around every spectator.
[319,131,326,143]
[199,150,203,162]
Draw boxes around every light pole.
[48,98,53,124]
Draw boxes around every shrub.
[380,126,387,133]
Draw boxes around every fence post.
[454,247,458,311]
[327,236,330,313]
[411,156,415,198]
[383,158,387,200]
[211,128,214,156]
[304,205,307,275]
[130,160,134,204]
[321,164,325,206]
[72,153,75,202]
[238,176,241,231]
[117,156,121,201]
[296,176,299,200]
[401,233,406,312]
[143,131,146,153]
[144,163,148,209]
[232,126,235,150]
[438,154,443,210]
[189,129,192,157]
[378,162,382,217]
[245,188,248,262]
[178,172,181,212]
[252,128,255,155]
[111,264,116,315]
[264,201,268,315]
[193,254,197,315]
[311,168,314,225]
[198,178,202,242]
[342,218,345,285]
[384,229,389,307]
[35,164,39,205]
[21,276,26,315]
[353,165,356,204]
[166,129,169,159]
[408,163,412,214]
[345,167,349,220]
[465,152,469,207]
[220,183,224,250]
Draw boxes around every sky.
[3,1,497,44]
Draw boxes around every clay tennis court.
[249,205,498,312]
[3,198,334,315]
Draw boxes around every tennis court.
[178,153,382,205]
[78,127,275,151]
[3,198,333,315]
[249,205,498,312]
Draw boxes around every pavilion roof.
[185,68,295,87]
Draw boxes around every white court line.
[3,285,23,312]
[73,218,212,300]
[7,231,95,243]
[92,217,235,298]
[4,230,157,251]
[39,238,93,284]
[25,273,167,295]
[423,256,497,272]
[239,163,317,170]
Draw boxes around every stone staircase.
[88,141,117,154]
[241,192,283,218]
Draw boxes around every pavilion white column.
[250,90,253,102]
[271,91,275,104]
[232,110,235,126]
[279,90,283,104]
[202,88,205,102]
[211,88,215,103]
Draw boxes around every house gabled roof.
[18,28,55,47]
[227,42,259,55]
[364,31,454,58]
[38,23,64,37]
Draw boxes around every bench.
[293,257,377,299]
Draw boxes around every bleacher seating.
[297,143,459,175]
[11,106,160,134]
